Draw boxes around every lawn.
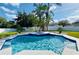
[0,32,18,39]
[48,30,79,38]
[0,31,79,39]
[66,32,79,38]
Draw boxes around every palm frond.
[55,3,62,6]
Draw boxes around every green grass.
[66,32,79,38]
[0,30,79,39]
[0,32,18,39]
[48,30,79,38]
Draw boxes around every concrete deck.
[15,50,56,55]
[63,47,79,55]
[0,47,11,55]
[0,46,79,55]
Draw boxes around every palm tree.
[33,3,61,31]
[45,3,61,31]
[15,12,32,27]
[33,3,46,31]
[0,17,7,28]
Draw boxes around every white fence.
[0,25,79,33]
[0,28,16,33]
[63,26,79,31]
[48,25,79,31]
[24,26,79,31]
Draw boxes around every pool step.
[0,40,6,50]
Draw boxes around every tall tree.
[0,17,7,28]
[33,3,48,31]
[72,20,79,26]
[15,12,38,28]
[45,3,61,31]
[15,12,30,27]
[58,20,70,27]
[33,3,61,31]
[6,21,15,28]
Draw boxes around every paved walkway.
[15,50,56,55]
[0,47,79,55]
[0,47,11,55]
[63,47,79,55]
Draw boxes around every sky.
[0,3,79,23]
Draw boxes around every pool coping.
[0,32,79,51]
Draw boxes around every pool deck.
[15,50,56,55]
[0,32,79,55]
[0,47,11,55]
[0,47,79,55]
[63,47,79,55]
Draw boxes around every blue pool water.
[2,39,11,49]
[2,34,76,54]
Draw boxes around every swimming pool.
[2,33,77,55]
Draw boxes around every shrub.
[16,25,24,33]
[57,27,63,34]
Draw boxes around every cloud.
[54,15,79,23]
[0,6,16,14]
[74,9,79,13]
[4,3,20,8]
[67,15,79,23]
[5,13,17,18]
[9,3,20,8]
[70,9,79,15]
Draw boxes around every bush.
[57,27,63,34]
[16,25,24,33]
